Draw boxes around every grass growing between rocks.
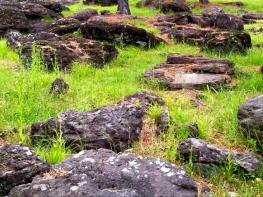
[0,0,263,195]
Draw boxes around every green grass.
[0,0,263,195]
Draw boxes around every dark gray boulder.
[80,19,163,49]
[243,13,263,20]
[211,13,244,31]
[0,4,29,35]
[31,92,164,152]
[202,7,224,16]
[47,18,81,35]
[223,2,244,7]
[29,18,81,34]
[123,91,165,109]
[0,0,65,36]
[155,111,169,135]
[83,0,117,6]
[5,31,118,70]
[31,104,144,152]
[49,78,69,95]
[238,95,263,143]
[178,138,262,173]
[0,144,51,196]
[154,11,251,54]
[20,2,61,19]
[160,0,191,13]
[68,9,98,22]
[203,31,252,54]
[9,149,198,197]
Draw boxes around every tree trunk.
[117,0,131,15]
[199,0,209,4]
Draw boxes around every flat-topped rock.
[80,19,163,48]
[9,149,198,197]
[0,144,51,196]
[5,31,118,70]
[178,138,262,173]
[144,54,234,90]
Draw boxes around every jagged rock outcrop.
[144,54,235,90]
[178,138,262,174]
[9,149,198,197]
[80,19,163,48]
[31,92,164,152]
[238,95,263,144]
[0,144,51,196]
[5,31,118,70]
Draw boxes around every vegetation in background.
[0,0,263,195]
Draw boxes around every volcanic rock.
[178,138,262,173]
[203,31,252,53]
[80,19,163,48]
[144,54,234,90]
[160,0,191,13]
[0,144,50,196]
[83,0,117,6]
[9,149,198,197]
[68,9,98,22]
[49,78,69,95]
[243,13,263,20]
[5,31,118,70]
[238,95,263,144]
[31,92,164,152]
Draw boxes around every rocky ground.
[0,0,263,196]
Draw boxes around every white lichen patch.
[160,166,170,173]
[155,158,165,166]
[73,151,86,159]
[190,139,204,147]
[22,146,33,156]
[78,181,87,187]
[32,184,48,191]
[166,172,175,177]
[129,160,141,169]
[106,156,116,165]
[175,170,186,176]
[121,168,131,174]
[70,186,79,191]
[81,158,96,163]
